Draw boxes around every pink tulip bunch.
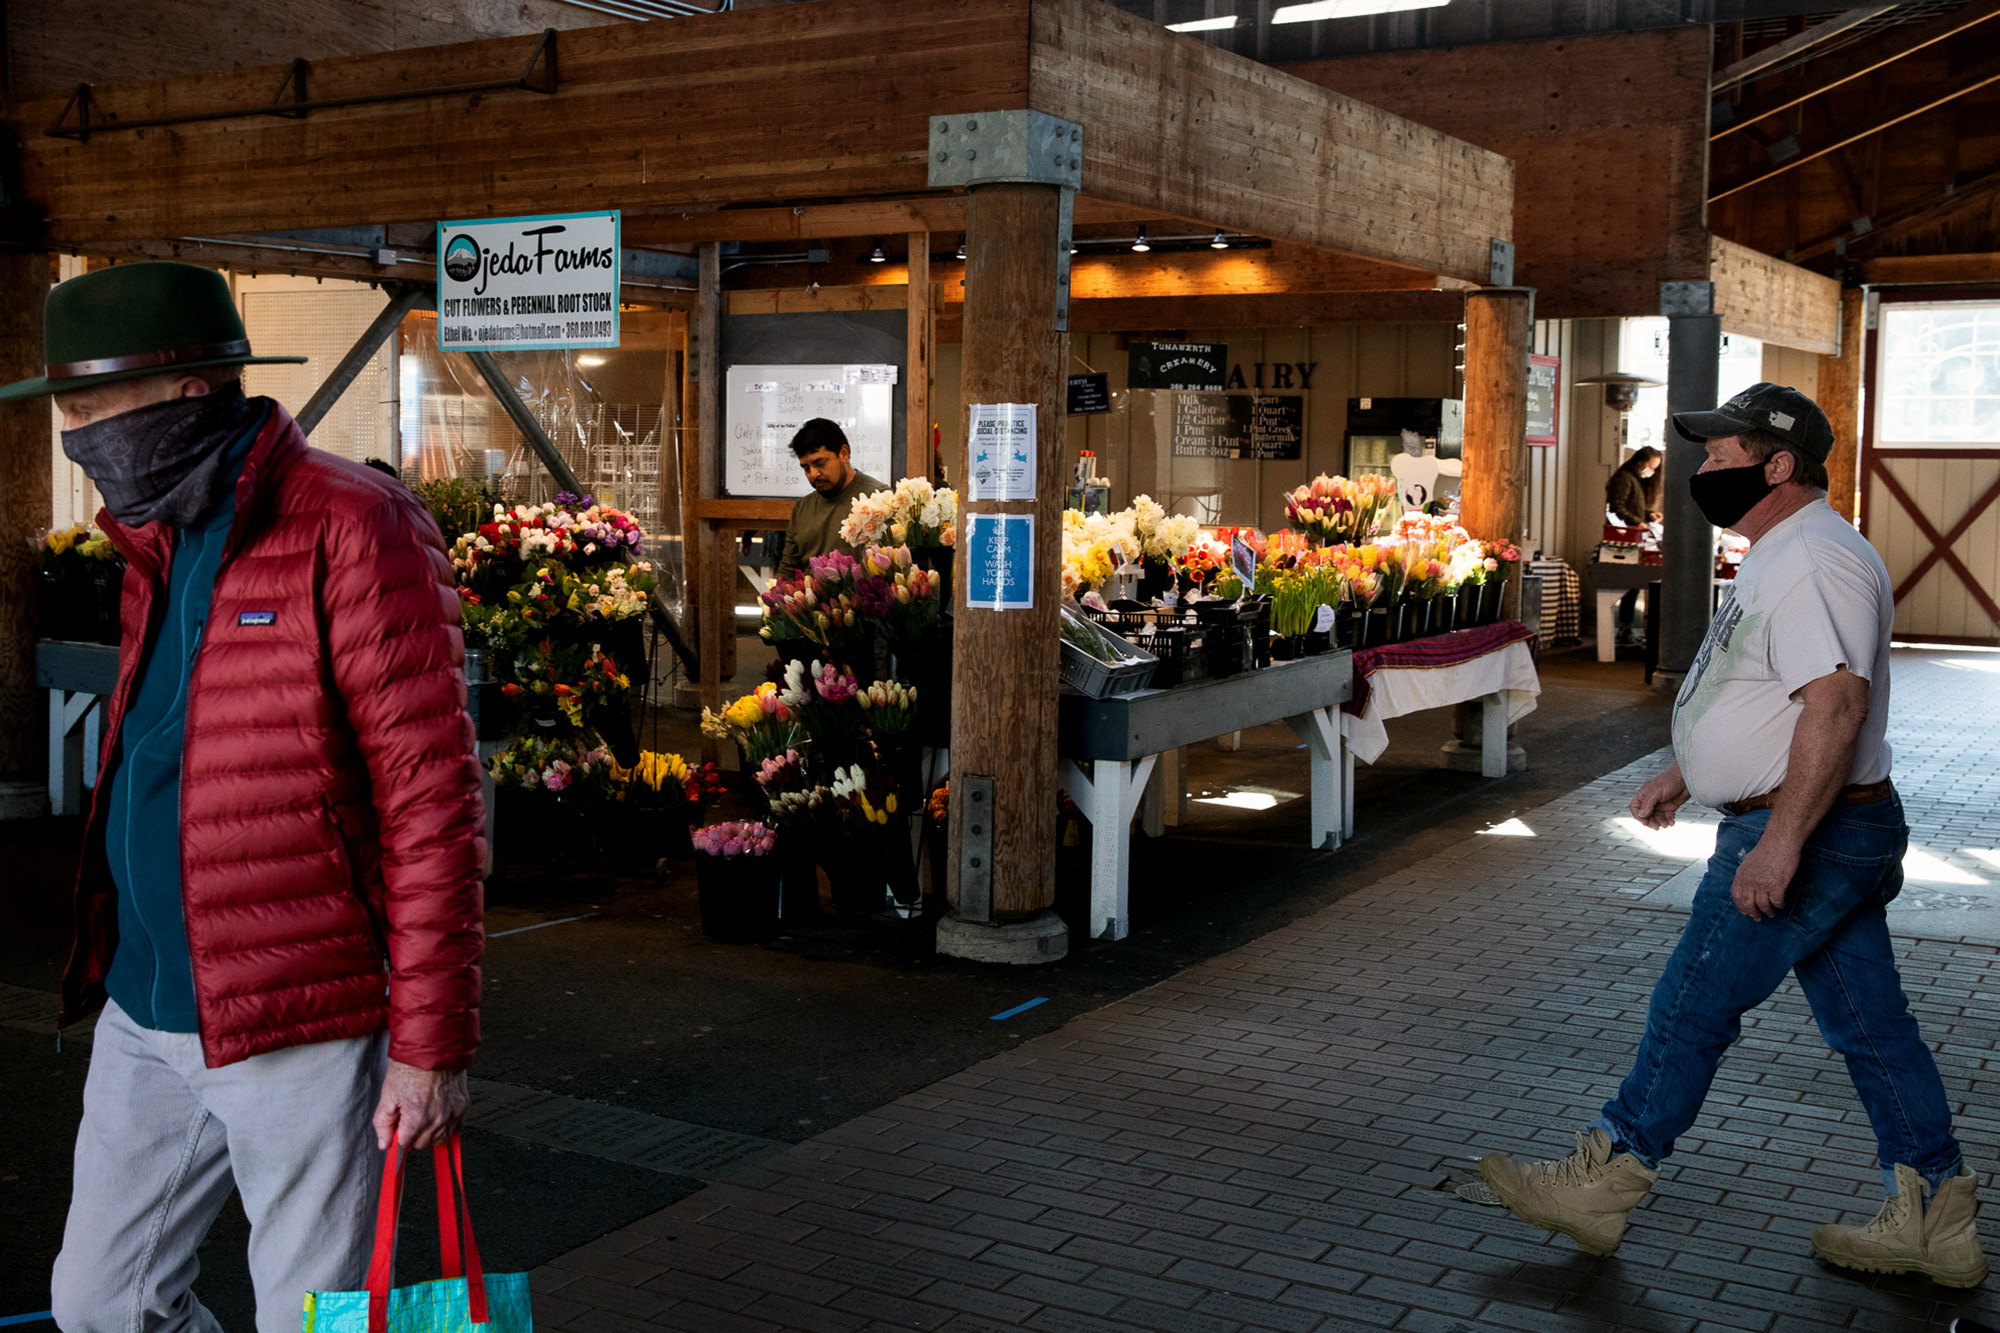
[691,820,777,858]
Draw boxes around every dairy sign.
[436,210,621,352]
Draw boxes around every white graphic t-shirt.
[1672,502,1894,810]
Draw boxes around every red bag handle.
[366,1137,490,1333]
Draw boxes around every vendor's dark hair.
[1739,427,1829,491]
[790,418,849,459]
[1621,446,1661,474]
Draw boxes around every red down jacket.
[60,404,487,1070]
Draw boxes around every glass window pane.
[1877,302,2000,447]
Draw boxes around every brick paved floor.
[533,648,2000,1333]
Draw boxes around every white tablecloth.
[1338,640,1541,764]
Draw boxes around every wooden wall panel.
[1284,27,1713,319]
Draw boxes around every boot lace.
[1524,1132,1611,1187]
[1857,1187,1917,1235]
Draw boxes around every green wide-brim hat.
[0,260,307,401]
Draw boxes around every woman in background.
[1604,447,1663,647]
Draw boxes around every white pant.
[53,1000,387,1333]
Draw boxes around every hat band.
[46,339,254,381]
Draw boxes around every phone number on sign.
[566,320,613,339]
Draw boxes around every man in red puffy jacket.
[2,263,487,1332]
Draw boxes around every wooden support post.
[1819,288,1865,522]
[937,183,1068,964]
[906,232,932,482]
[0,253,52,809]
[693,244,726,759]
[1460,288,1532,617]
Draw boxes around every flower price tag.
[1314,603,1335,633]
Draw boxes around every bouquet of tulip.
[556,561,656,622]
[758,549,872,663]
[1398,539,1454,601]
[700,681,802,766]
[691,820,777,859]
[503,638,633,729]
[1130,495,1201,562]
[777,658,866,765]
[1480,538,1523,582]
[487,734,616,798]
[1270,561,1341,638]
[831,763,898,828]
[1060,507,1139,595]
[1175,534,1229,589]
[856,678,919,737]
[838,477,959,550]
[1284,473,1398,547]
[853,544,943,644]
[611,750,722,812]
[38,523,119,575]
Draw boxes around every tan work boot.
[1812,1164,1989,1287]
[1480,1128,1658,1256]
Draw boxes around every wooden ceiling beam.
[1860,253,2000,283]
[1714,0,2000,140]
[1713,5,1899,94]
[1044,290,1467,334]
[1709,53,2000,203]
[1790,164,2000,263]
[625,195,1171,246]
[1709,236,1841,354]
[1031,0,1508,283]
[9,0,1509,283]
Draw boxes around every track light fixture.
[1131,227,1150,253]
[1211,230,1229,249]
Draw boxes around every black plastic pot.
[695,852,783,942]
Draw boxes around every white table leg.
[1596,589,1620,662]
[1481,691,1509,779]
[1215,731,1240,752]
[1059,754,1157,943]
[1284,708,1343,851]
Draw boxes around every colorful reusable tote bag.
[301,1136,532,1333]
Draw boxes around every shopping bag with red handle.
[301,1136,532,1332]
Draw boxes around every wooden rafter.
[8,0,1511,284]
[1713,5,1899,93]
[1791,165,2000,263]
[625,195,1166,246]
[1714,0,2000,139]
[1710,52,2000,203]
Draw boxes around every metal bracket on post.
[1660,280,1715,317]
[1487,238,1515,287]
[927,111,1082,331]
[958,775,995,924]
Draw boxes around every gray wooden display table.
[1055,650,1354,941]
[37,639,505,857]
[35,640,118,817]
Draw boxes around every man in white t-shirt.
[1477,384,1985,1287]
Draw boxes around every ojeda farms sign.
[437,210,621,352]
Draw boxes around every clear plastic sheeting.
[395,313,686,627]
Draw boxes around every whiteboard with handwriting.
[725,363,896,498]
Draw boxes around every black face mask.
[1688,462,1774,529]
[60,384,260,529]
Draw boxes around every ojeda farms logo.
[442,224,616,297]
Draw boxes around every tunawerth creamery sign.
[436,210,621,352]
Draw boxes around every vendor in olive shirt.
[776,417,884,580]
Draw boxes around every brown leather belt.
[1721,778,1894,818]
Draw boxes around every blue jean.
[1594,793,1960,1178]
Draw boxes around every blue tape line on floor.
[0,1313,54,1327]
[488,913,595,939]
[989,997,1048,1021]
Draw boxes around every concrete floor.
[2,645,1685,1324]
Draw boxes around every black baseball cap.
[1672,382,1835,462]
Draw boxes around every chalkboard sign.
[1067,372,1111,415]
[1129,342,1228,391]
[1526,354,1560,446]
[1170,392,1304,460]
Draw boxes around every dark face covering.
[60,384,261,528]
[1688,461,1775,530]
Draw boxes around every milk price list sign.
[437,210,621,352]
